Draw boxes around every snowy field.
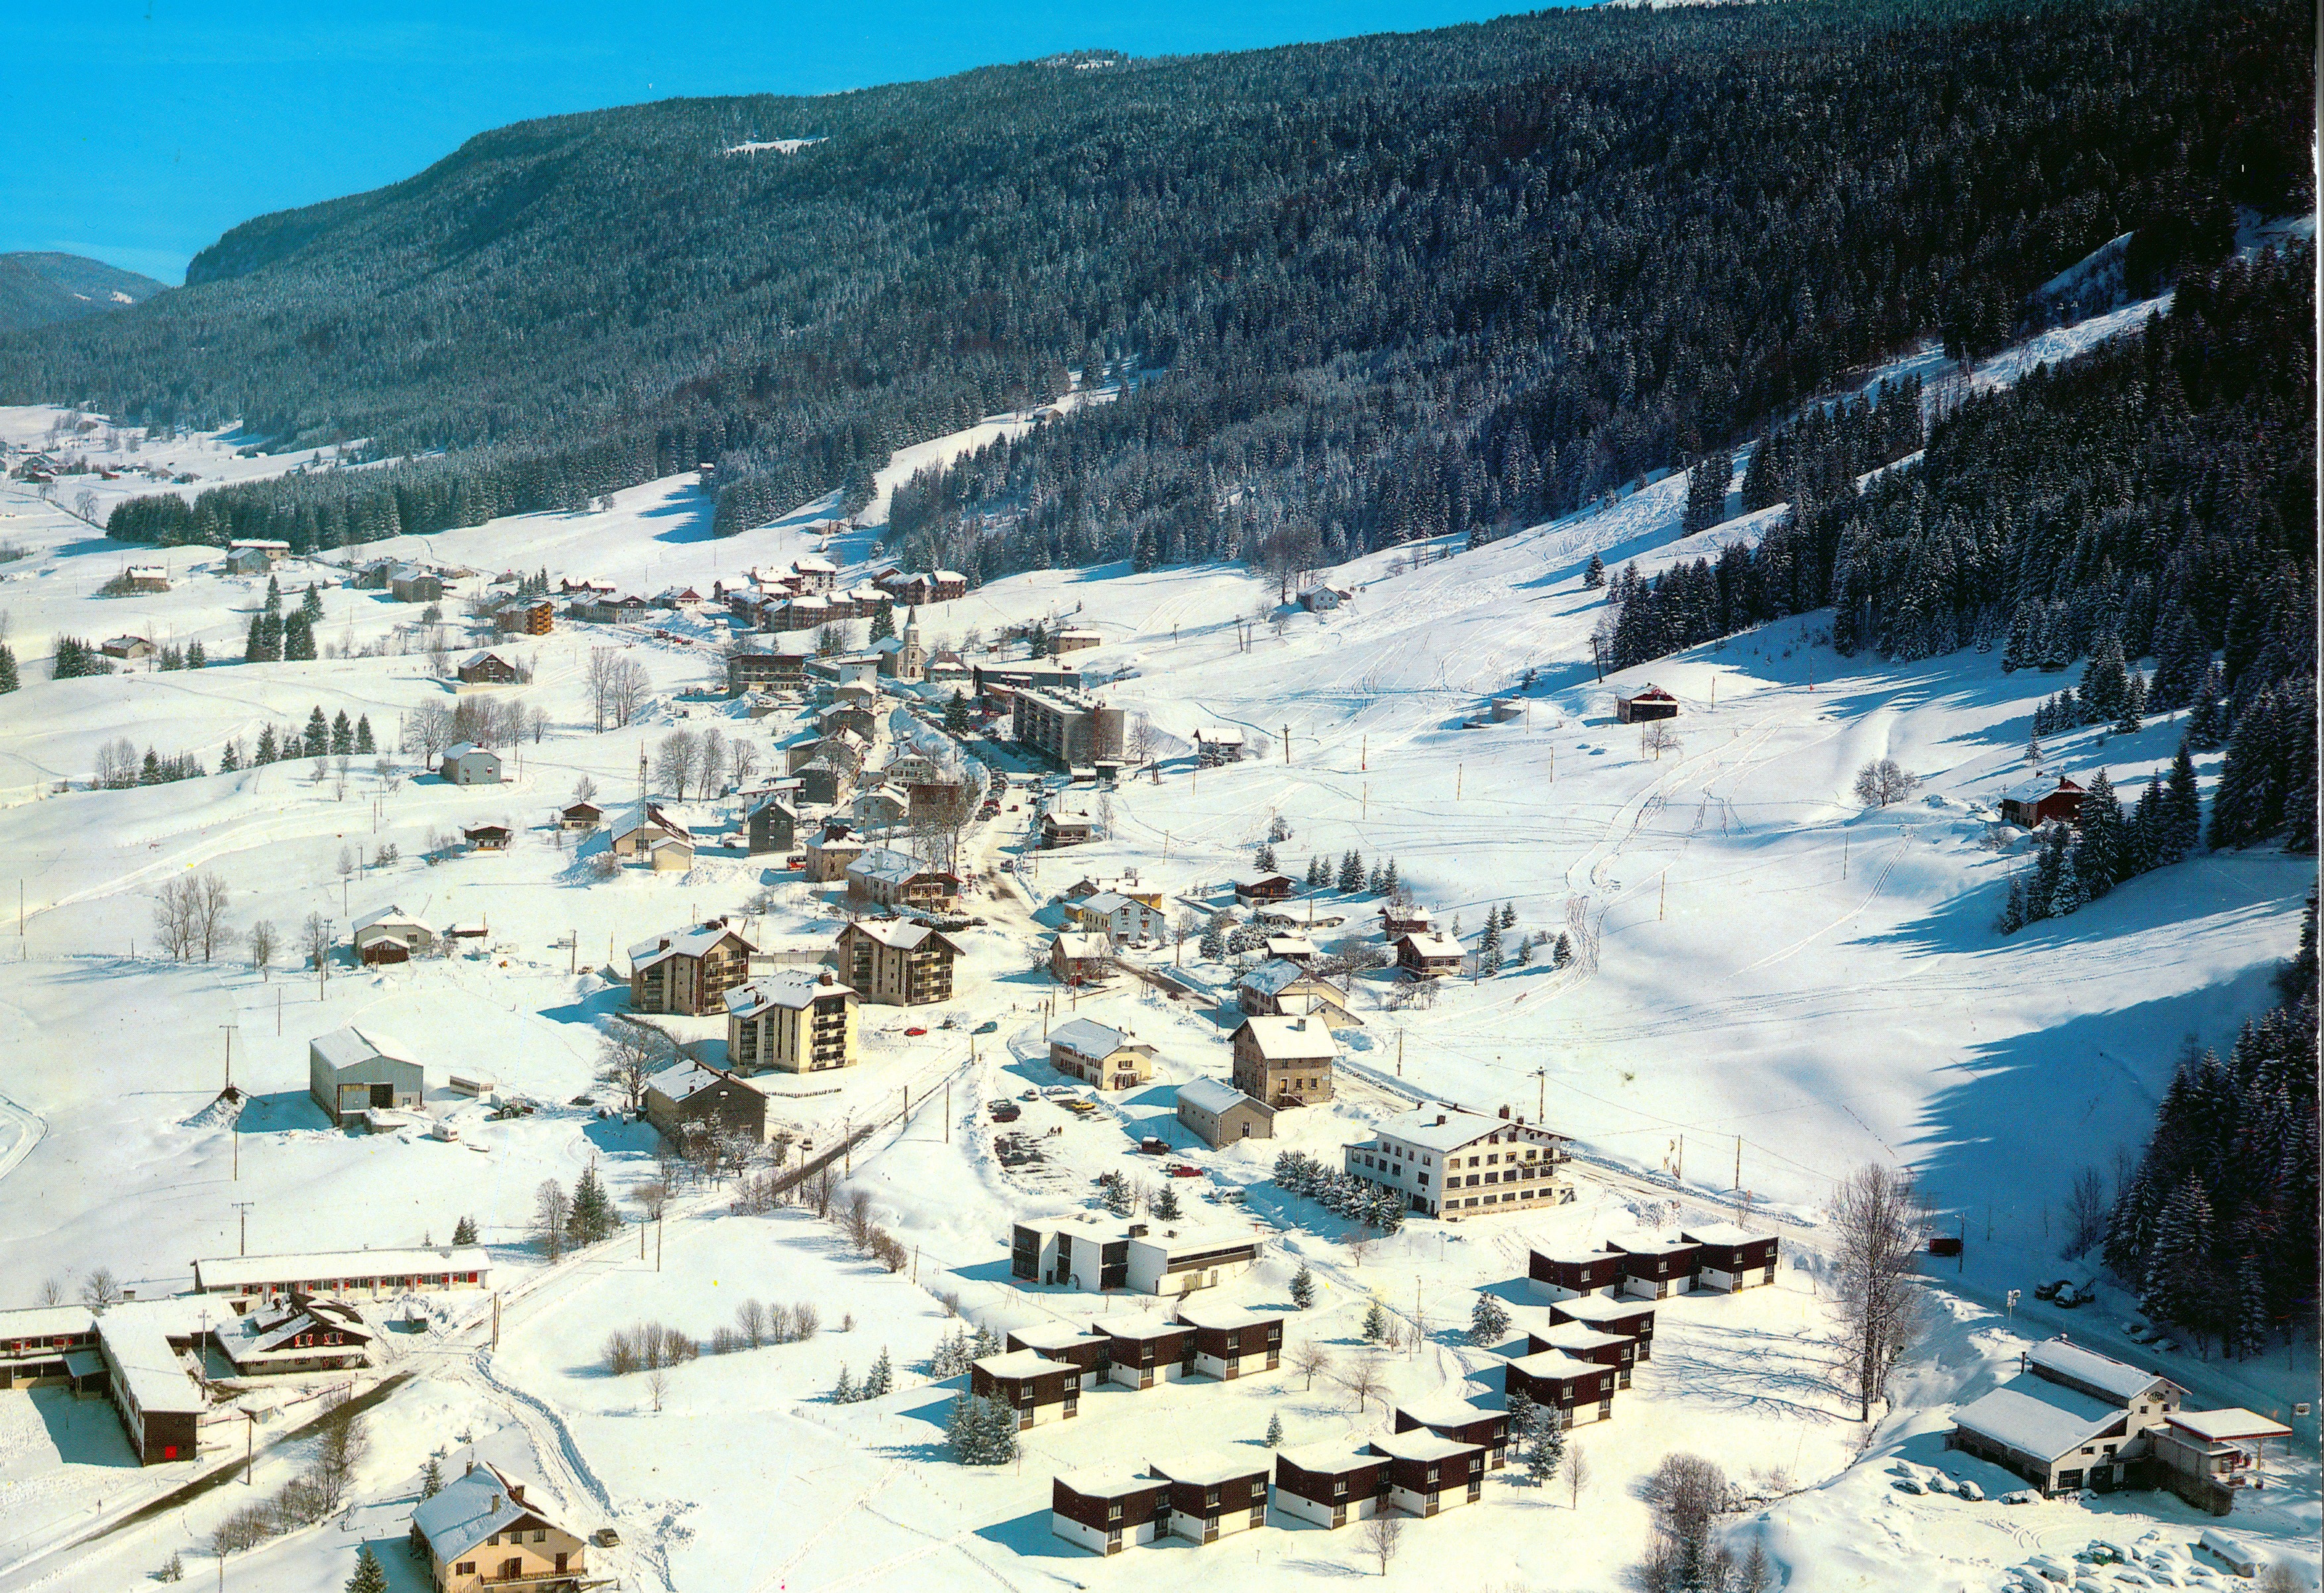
[0,283,2312,1592]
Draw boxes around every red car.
[904,1026,927,1037]
[1166,1164,1204,1178]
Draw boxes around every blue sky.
[3,1,1534,284]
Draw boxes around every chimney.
[818,971,836,985]
[508,1484,525,1505]
[464,1460,476,1478]
[1498,1105,1510,1120]
[1436,1115,1448,1126]
[490,1494,503,1511]
[1128,1224,1149,1239]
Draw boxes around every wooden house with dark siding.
[1149,1451,1269,1545]
[1528,1247,1626,1301]
[970,1350,1081,1429]
[1004,1323,1111,1378]
[1051,1469,1168,1556]
[1367,1429,1486,1515]
[1614,683,1679,722]
[1272,1443,1388,1528]
[1096,1315,1195,1389]
[1548,1293,1658,1360]
[746,796,797,856]
[1528,1323,1638,1388]
[1173,1304,1281,1380]
[629,917,756,1016]
[1393,1398,1512,1470]
[1503,1348,1618,1428]
[1682,1223,1781,1291]
[1608,1235,1701,1299]
[643,1060,773,1145]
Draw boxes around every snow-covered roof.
[1050,1018,1131,1058]
[458,650,505,669]
[1534,1245,1622,1267]
[1196,726,1245,745]
[1373,1105,1536,1154]
[1235,1015,1336,1062]
[1094,1311,1189,1342]
[2027,1337,2171,1403]
[1534,1322,1628,1352]
[2001,772,2086,803]
[193,1246,486,1291]
[1051,931,1111,959]
[628,918,751,970]
[441,742,494,762]
[1150,1448,1268,1487]
[1176,1077,1260,1117]
[1549,1293,1654,1326]
[1007,1323,1108,1352]
[725,971,855,1016]
[1277,1440,1378,1477]
[1503,1348,1603,1382]
[309,1026,419,1073]
[2166,1408,2293,1443]
[1054,1466,1158,1500]
[0,1305,95,1339]
[1174,1303,1268,1331]
[1369,1429,1477,1464]
[1607,1233,1699,1259]
[1077,891,1144,916]
[843,918,954,954]
[99,1311,204,1416]
[230,1298,373,1359]
[412,1462,539,1563]
[1393,1394,1497,1431]
[1238,959,1309,997]
[1397,931,1464,958]
[1263,935,1318,958]
[1953,1374,2125,1463]
[352,905,428,934]
[975,1349,1072,1380]
[1681,1222,1778,1248]
[647,1060,752,1105]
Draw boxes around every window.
[533,1529,547,1543]
[456,1564,475,1577]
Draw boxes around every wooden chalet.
[609,802,691,857]
[1546,1293,1658,1361]
[1230,873,1296,904]
[970,1350,1081,1429]
[1051,1469,1169,1556]
[1614,683,1679,723]
[1681,1223,1781,1291]
[558,801,604,830]
[1379,903,1435,938]
[643,1060,774,1144]
[2000,774,2086,830]
[1048,1018,1155,1091]
[456,650,519,686]
[217,1294,374,1376]
[1393,930,1464,979]
[1393,1398,1512,1470]
[1148,1451,1269,1545]
[1049,930,1112,986]
[410,1461,597,1593]
[1502,1347,1618,1428]
[1272,1443,1387,1529]
[462,824,511,851]
[1367,1429,1487,1515]
[1172,1303,1282,1380]
[628,917,755,1016]
[1607,1236,1701,1299]
[1004,1323,1112,1378]
[1527,1246,1626,1301]
[1528,1323,1638,1388]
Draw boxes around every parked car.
[990,1103,1022,1123]
[2033,1280,2064,1301]
[973,1020,999,1035]
[1020,1087,1039,1100]
[1166,1164,1204,1179]
[904,1026,927,1037]
[1139,1137,1170,1155]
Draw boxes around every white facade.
[1050,1513,1160,1555]
[1343,1106,1571,1220]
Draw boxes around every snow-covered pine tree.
[1468,1293,1510,1346]
[331,710,354,755]
[1552,932,1573,967]
[2140,1178,2217,1346]
[864,1346,892,1398]
[303,706,330,757]
[1366,861,1384,893]
[0,644,18,694]
[1338,850,1364,891]
[2047,850,2088,918]
[1993,873,2028,935]
[1200,916,1228,961]
[344,1545,388,1593]
[2074,772,2123,895]
[245,615,266,663]
[1527,1407,1565,1486]
[2160,744,2202,861]
[301,583,325,623]
[452,1215,478,1246]
[1584,554,1606,590]
[421,1456,443,1498]
[569,1163,613,1244]
[1255,841,1277,872]
[1264,1412,1284,1447]
[1477,916,1503,976]
[1151,1182,1182,1220]
[1099,1170,1134,1217]
[832,1365,857,1403]
[354,714,374,753]
[1307,855,1328,888]
[1380,858,1399,894]
[2115,671,2146,734]
[218,740,241,773]
[1361,1299,1390,1343]
[2183,664,2228,749]
[1290,1263,1316,1310]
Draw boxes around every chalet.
[1547,1293,1658,1360]
[1048,1018,1156,1091]
[629,918,756,1015]
[1173,1303,1281,1380]
[649,836,694,871]
[802,832,866,882]
[1049,930,1113,985]
[845,850,959,912]
[1051,1469,1169,1556]
[456,650,519,686]
[494,598,553,636]
[1527,1247,1626,1301]
[727,649,811,694]
[1502,1347,1618,1428]
[99,635,156,661]
[462,824,511,851]
[388,565,444,604]
[1528,1323,1638,1388]
[216,1295,373,1376]
[795,759,850,808]
[1194,728,1245,765]
[652,585,705,610]
[1229,1015,1336,1107]
[352,905,436,964]
[645,1060,773,1144]
[571,592,653,625]
[1005,1323,1112,1378]
[1344,1105,1572,1220]
[191,1246,490,1301]
[1949,1339,2188,1496]
[1093,1313,1196,1386]
[439,743,503,786]
[1393,1398,1512,1470]
[1273,1443,1388,1528]
[789,555,837,594]
[1236,960,1361,1028]
[1379,903,1435,938]
[1175,1078,1275,1148]
[1298,585,1351,612]
[120,565,170,593]
[610,803,692,857]
[1614,684,1679,723]
[1393,931,1464,979]
[814,701,878,741]
[725,970,859,1075]
[227,538,291,571]
[837,919,960,1006]
[971,1350,1082,1428]
[851,784,909,834]
[1069,891,1165,943]
[1608,1236,1703,1299]
[410,1461,592,1593]
[1230,873,1296,905]
[1063,871,1165,909]
[1261,934,1317,965]
[1039,808,1095,849]
[1681,1223,1781,1291]
[1011,1217,1262,1298]
[559,801,604,830]
[2001,774,2086,830]
[746,795,798,856]
[1367,1429,1486,1515]
[308,1027,423,1125]
[1051,628,1103,653]
[1149,1451,1269,1545]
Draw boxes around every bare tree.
[407,700,456,763]
[309,1404,370,1513]
[648,1369,669,1412]
[655,732,700,800]
[843,1189,878,1252]
[39,1276,65,1306]
[337,844,356,881]
[631,1181,670,1223]
[1289,1341,1335,1391]
[2062,1166,2109,1260]
[535,1180,572,1261]
[189,873,229,961]
[247,919,278,976]
[1360,1511,1402,1575]
[1645,1453,1732,1564]
[300,911,336,980]
[152,877,200,960]
[609,655,648,724]
[1338,1354,1385,1413]
[586,648,617,732]
[79,1268,122,1313]
[802,1162,838,1219]
[1171,909,1202,968]
[598,1019,674,1113]
[1830,1163,1928,1420]
[1567,1444,1591,1510]
[700,729,727,796]
[1643,722,1682,760]
[729,742,759,790]
[1853,758,1921,808]
[737,1298,766,1348]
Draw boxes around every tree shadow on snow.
[1644,1319,1844,1423]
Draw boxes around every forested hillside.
[0,253,165,333]
[15,0,2309,575]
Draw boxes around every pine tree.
[1098,1170,1134,1217]
[2115,671,2146,734]
[832,1365,857,1403]
[254,724,278,763]
[1361,1298,1389,1343]
[264,575,282,616]
[245,614,266,663]
[1306,854,1328,888]
[2140,1178,2216,1339]
[1255,841,1277,873]
[1379,857,1400,895]
[1584,554,1606,590]
[284,611,316,660]
[219,739,241,773]
[303,706,330,757]
[331,710,354,755]
[301,583,325,623]
[1200,916,1228,961]
[1477,916,1503,976]
[869,604,895,643]
[1468,1292,1510,1346]
[864,1346,892,1398]
[185,639,205,669]
[452,1214,478,1246]
[943,690,971,736]
[2184,664,2228,750]
[2160,745,2202,862]
[1994,871,2028,935]
[1526,1408,1565,1487]
[1264,1412,1285,1447]
[2047,850,2087,918]
[1290,1263,1316,1310]
[140,748,162,786]
[1499,903,1517,929]
[570,1162,613,1244]
[1552,931,1573,967]
[2079,630,2129,724]
[354,714,374,753]
[0,643,16,695]
[345,1545,388,1593]
[421,1457,443,1498]
[1152,1181,1182,1220]
[1337,850,1363,891]
[2074,771,2124,895]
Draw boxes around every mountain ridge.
[0,252,166,333]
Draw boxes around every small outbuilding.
[308,1027,423,1125]
[438,743,503,786]
[2000,774,2086,830]
[1614,684,1679,723]
[1175,1077,1275,1148]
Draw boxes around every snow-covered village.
[0,6,2313,1592]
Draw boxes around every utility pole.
[656,1216,663,1272]
[1281,725,1290,765]
[232,1201,253,1256]
[492,1293,500,1348]
[944,1080,951,1144]
[1532,1066,1546,1124]
[221,1025,235,1091]
[1456,764,1463,800]
[1734,1136,1742,1193]
[1396,1031,1404,1077]
[276,987,282,1035]
[1660,875,1666,921]
[1361,735,1367,771]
